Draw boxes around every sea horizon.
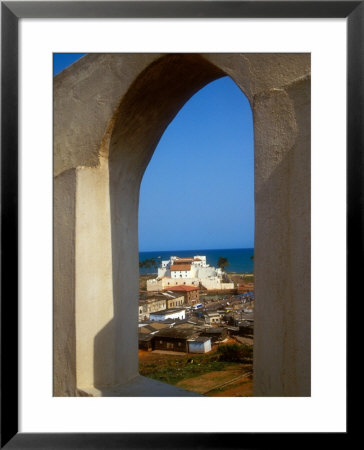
[139,247,254,275]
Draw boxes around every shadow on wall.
[93,318,116,390]
[93,315,143,393]
[94,55,225,394]
[93,319,201,397]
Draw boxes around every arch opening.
[136,74,255,395]
[104,55,253,394]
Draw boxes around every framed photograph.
[2,1,357,447]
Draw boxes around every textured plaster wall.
[253,77,311,396]
[53,169,77,396]
[54,53,310,397]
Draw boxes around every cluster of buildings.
[139,285,200,321]
[138,287,254,354]
[146,255,234,291]
[139,254,254,355]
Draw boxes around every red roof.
[165,285,199,292]
[170,264,191,271]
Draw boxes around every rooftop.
[139,297,166,305]
[187,336,211,343]
[201,327,226,334]
[170,264,191,271]
[165,285,199,292]
[206,312,220,317]
[138,334,153,342]
[161,292,184,300]
[150,307,186,316]
[153,328,197,339]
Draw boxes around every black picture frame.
[1,1,357,448]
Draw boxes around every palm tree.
[217,256,229,271]
[139,258,158,270]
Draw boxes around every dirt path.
[209,378,253,397]
[176,365,253,396]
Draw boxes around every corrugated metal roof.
[154,328,197,339]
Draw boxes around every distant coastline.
[139,248,254,275]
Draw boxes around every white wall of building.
[147,255,234,291]
[196,266,216,278]
[149,309,186,322]
[158,267,167,277]
[171,269,191,278]
[162,277,199,288]
[194,255,207,267]
[188,339,212,353]
[147,277,234,292]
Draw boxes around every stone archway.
[54,53,310,397]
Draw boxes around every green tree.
[217,256,229,271]
[217,343,253,363]
[139,258,158,270]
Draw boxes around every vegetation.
[139,274,157,291]
[139,258,158,270]
[217,256,229,271]
[217,343,252,363]
[243,274,254,283]
[139,343,253,385]
[140,355,228,385]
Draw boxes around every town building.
[139,327,212,354]
[149,308,186,322]
[200,327,228,343]
[163,286,200,305]
[187,336,212,354]
[161,291,185,309]
[138,334,153,352]
[138,296,167,321]
[205,312,222,325]
[138,322,170,334]
[138,291,188,321]
[152,328,197,352]
[147,255,234,291]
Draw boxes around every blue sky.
[53,53,86,75]
[54,54,254,251]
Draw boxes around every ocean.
[139,248,254,275]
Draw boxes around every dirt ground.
[176,364,253,396]
[233,335,254,346]
[209,377,253,397]
[139,350,186,363]
[139,338,253,397]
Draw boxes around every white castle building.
[147,255,234,292]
